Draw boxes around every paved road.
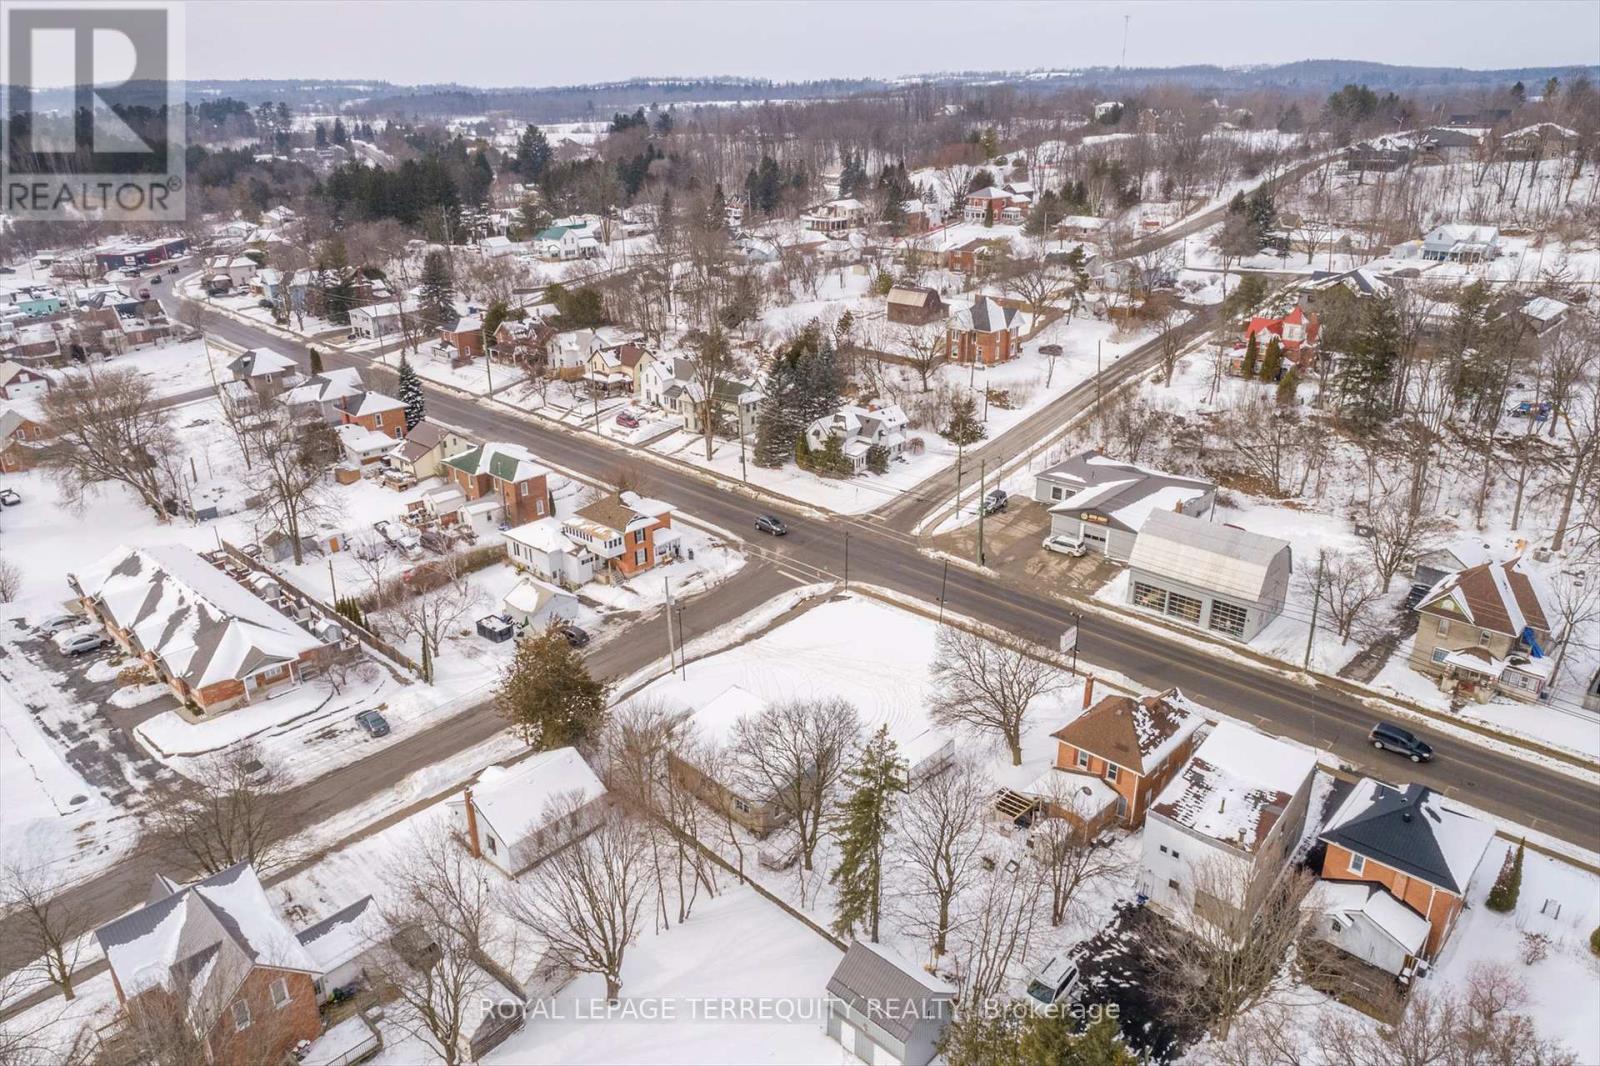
[178,303,1600,856]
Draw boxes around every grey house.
[1126,510,1292,641]
[825,940,955,1066]
[1034,450,1215,561]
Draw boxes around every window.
[1208,600,1248,639]
[232,1000,252,1032]
[1479,630,1492,646]
[1159,844,1169,855]
[634,530,645,544]
[486,835,498,854]
[269,978,290,1009]
[634,548,647,566]
[733,797,751,815]
[1349,853,1366,876]
[1051,486,1064,501]
[1165,592,1203,625]
[536,499,546,516]
[1436,618,1449,637]
[1115,795,1128,817]
[1132,582,1168,612]
[1104,763,1119,783]
[1330,918,1344,933]
[1167,879,1180,891]
[1431,647,1449,663]
[1075,750,1089,770]
[520,482,529,496]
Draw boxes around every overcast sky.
[184,0,1598,85]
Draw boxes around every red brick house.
[943,237,1001,274]
[72,545,336,714]
[948,296,1020,365]
[562,491,678,581]
[438,315,485,361]
[1317,779,1494,969]
[94,863,329,1064]
[337,390,407,437]
[443,442,553,527]
[1045,684,1205,835]
[0,409,50,474]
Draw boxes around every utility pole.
[1096,338,1103,411]
[674,601,687,679]
[975,459,986,567]
[329,559,339,606]
[1120,14,1131,69]
[843,530,850,589]
[938,559,949,623]
[664,577,677,673]
[1303,551,1324,669]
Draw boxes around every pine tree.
[798,331,844,427]
[308,347,324,376]
[1260,336,1284,381]
[495,626,610,750]
[514,124,553,182]
[1486,839,1525,913]
[830,726,903,941]
[1241,331,1260,378]
[1335,293,1401,428]
[331,117,348,145]
[983,200,995,228]
[418,250,456,332]
[1276,366,1298,405]
[397,356,426,430]
[942,395,986,445]
[706,183,727,231]
[753,349,802,468]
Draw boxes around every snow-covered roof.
[1050,688,1207,775]
[78,544,323,691]
[503,575,571,615]
[95,862,318,1000]
[294,895,377,974]
[446,441,549,484]
[1321,779,1494,895]
[691,684,768,745]
[1319,882,1430,956]
[1150,722,1315,853]
[952,295,1018,334]
[287,367,365,407]
[504,516,579,555]
[1129,510,1290,603]
[1520,296,1569,324]
[826,940,955,1044]
[1414,556,1556,639]
[337,422,397,455]
[1027,767,1120,820]
[465,747,605,847]
[226,346,297,379]
[350,390,404,417]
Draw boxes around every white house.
[803,403,912,473]
[1140,722,1317,927]
[1127,510,1292,642]
[449,748,608,877]
[1419,224,1500,262]
[504,517,596,589]
[348,299,421,342]
[501,575,580,631]
[800,198,867,234]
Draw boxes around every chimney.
[1402,811,1412,823]
[1082,675,1096,709]
[1219,796,1227,813]
[462,788,482,857]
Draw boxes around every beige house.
[1412,557,1559,703]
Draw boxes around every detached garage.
[825,940,955,1066]
[1126,510,1292,642]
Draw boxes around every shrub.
[1519,931,1551,966]
[870,271,894,296]
[865,444,889,475]
[1590,927,1600,956]
[1485,840,1524,913]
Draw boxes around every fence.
[219,540,425,679]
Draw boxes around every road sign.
[1059,626,1079,654]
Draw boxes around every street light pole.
[843,531,850,589]
[938,559,950,623]
[975,459,986,568]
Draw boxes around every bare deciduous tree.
[1358,482,1450,592]
[39,368,176,521]
[0,557,21,603]
[929,625,1063,765]
[732,698,860,871]
[1030,781,1130,926]
[952,857,1043,1002]
[1304,549,1386,645]
[146,742,298,878]
[0,861,86,1000]
[506,804,651,1001]
[897,322,947,392]
[239,397,343,566]
[387,554,487,682]
[895,760,989,958]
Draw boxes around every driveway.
[929,500,1121,593]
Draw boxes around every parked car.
[1370,721,1433,763]
[149,275,163,285]
[137,288,151,299]
[168,264,181,275]
[560,624,591,648]
[55,631,110,656]
[0,488,20,507]
[1025,956,1080,1007]
[981,489,1009,516]
[355,709,391,737]
[614,409,641,429]
[33,613,82,636]
[1042,534,1088,557]
[0,266,14,274]
[754,514,788,536]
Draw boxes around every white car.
[34,613,83,636]
[1025,955,1081,1007]
[55,631,110,656]
[1042,534,1089,557]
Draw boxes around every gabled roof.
[0,359,44,388]
[78,544,323,691]
[953,296,1018,334]
[1051,688,1206,775]
[227,347,298,379]
[504,516,579,554]
[464,747,605,848]
[392,417,465,463]
[349,390,404,418]
[1150,722,1315,853]
[826,940,955,1044]
[0,408,41,445]
[1414,557,1555,638]
[1320,779,1494,895]
[294,895,377,974]
[1041,450,1214,533]
[1129,510,1291,604]
[1319,882,1430,956]
[575,490,672,535]
[445,442,549,484]
[95,862,318,1000]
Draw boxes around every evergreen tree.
[397,355,426,430]
[1245,185,1277,238]
[1335,293,1402,428]
[514,124,553,182]
[941,395,986,445]
[308,347,323,376]
[1276,366,1299,405]
[1260,336,1284,381]
[1241,332,1260,378]
[706,183,728,230]
[983,200,995,228]
[798,330,844,427]
[753,349,803,468]
[314,123,328,149]
[331,117,348,145]
[1486,839,1525,913]
[418,250,456,331]
[482,300,509,349]
[495,625,610,750]
[830,726,903,941]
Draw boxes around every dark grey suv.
[1370,721,1433,763]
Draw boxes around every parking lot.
[928,497,1122,592]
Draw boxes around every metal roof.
[1128,510,1290,603]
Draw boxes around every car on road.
[34,613,83,636]
[149,275,163,285]
[1369,721,1433,763]
[981,489,1009,516]
[560,624,591,648]
[1042,534,1089,557]
[754,514,788,536]
[355,709,391,737]
[614,409,641,429]
[138,288,151,299]
[1025,956,1080,1007]
[168,264,181,274]
[55,631,110,656]
[0,488,20,507]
